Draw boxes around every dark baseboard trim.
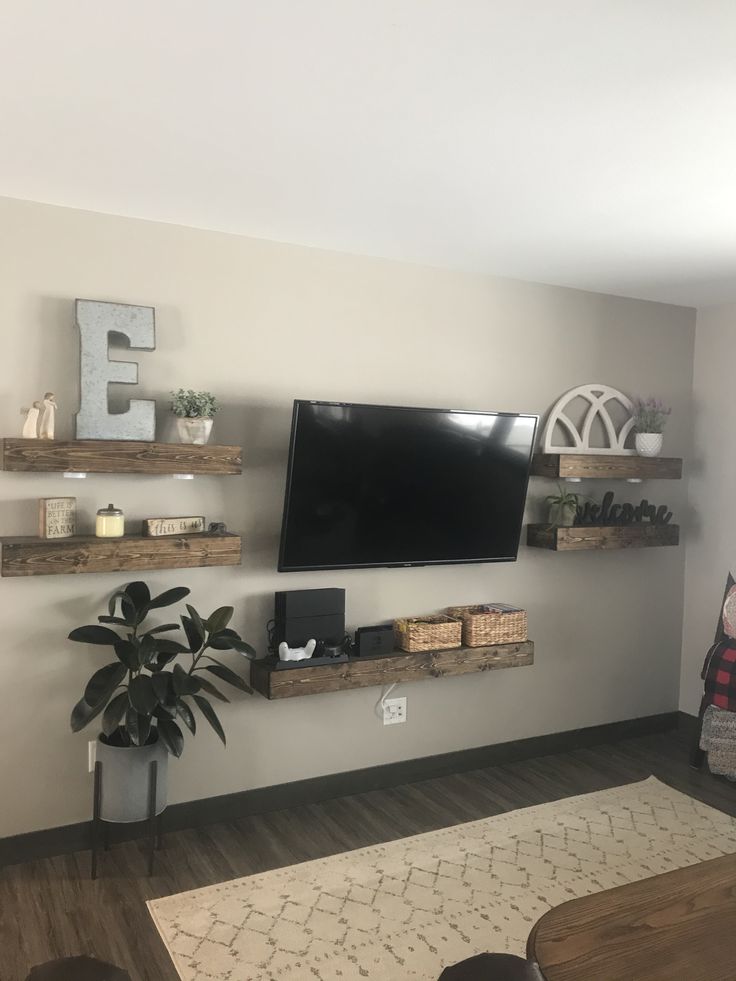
[1,710,680,868]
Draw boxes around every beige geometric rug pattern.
[148,778,736,981]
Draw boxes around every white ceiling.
[2,1,736,307]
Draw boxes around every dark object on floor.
[26,956,131,980]
[438,953,543,980]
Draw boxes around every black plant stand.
[91,760,163,879]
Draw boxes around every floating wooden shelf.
[0,532,242,577]
[251,641,534,699]
[531,453,682,480]
[0,439,242,475]
[527,524,679,551]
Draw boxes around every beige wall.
[0,196,695,838]
[680,303,736,714]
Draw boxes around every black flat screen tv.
[278,400,538,572]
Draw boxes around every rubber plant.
[69,581,255,756]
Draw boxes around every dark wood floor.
[3,724,735,981]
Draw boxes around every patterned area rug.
[148,778,736,980]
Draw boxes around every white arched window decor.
[541,384,635,455]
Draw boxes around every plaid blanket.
[701,641,736,711]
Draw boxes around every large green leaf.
[225,637,257,660]
[208,628,238,650]
[176,699,196,734]
[138,634,157,667]
[150,671,172,704]
[70,695,107,732]
[154,702,177,719]
[172,663,201,696]
[125,581,150,611]
[125,706,151,747]
[146,586,191,612]
[142,623,179,636]
[186,604,206,640]
[101,691,129,736]
[68,625,121,646]
[196,676,230,702]
[201,663,253,695]
[157,718,185,757]
[128,675,159,714]
[114,640,139,670]
[193,694,226,746]
[108,589,127,617]
[208,629,256,658]
[149,651,179,672]
[181,615,203,654]
[108,589,137,625]
[155,638,189,656]
[206,606,233,634]
[83,662,127,707]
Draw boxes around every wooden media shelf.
[527,524,679,551]
[0,439,242,475]
[251,640,535,699]
[530,454,682,480]
[0,532,242,577]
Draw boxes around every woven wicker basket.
[446,604,527,647]
[394,615,462,653]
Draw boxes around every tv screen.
[278,401,538,572]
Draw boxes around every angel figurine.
[38,393,57,439]
[21,401,43,438]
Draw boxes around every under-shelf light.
[63,472,87,479]
[173,473,194,480]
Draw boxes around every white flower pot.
[635,432,664,457]
[176,417,213,445]
[96,732,168,823]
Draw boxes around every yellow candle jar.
[96,503,125,538]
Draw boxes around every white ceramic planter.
[176,417,214,445]
[635,432,664,457]
[96,732,168,823]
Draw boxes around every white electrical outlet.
[88,740,97,772]
[383,696,407,726]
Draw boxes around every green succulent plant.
[69,581,255,757]
[545,483,584,528]
[170,389,220,418]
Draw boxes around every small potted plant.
[170,389,220,445]
[545,483,582,527]
[632,397,671,457]
[69,581,255,823]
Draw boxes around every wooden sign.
[142,516,205,537]
[39,497,76,539]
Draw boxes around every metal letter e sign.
[75,299,156,441]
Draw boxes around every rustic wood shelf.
[531,453,682,480]
[251,641,534,699]
[0,439,242,475]
[527,524,679,551]
[0,532,242,577]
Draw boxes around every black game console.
[273,587,346,648]
[354,623,395,657]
